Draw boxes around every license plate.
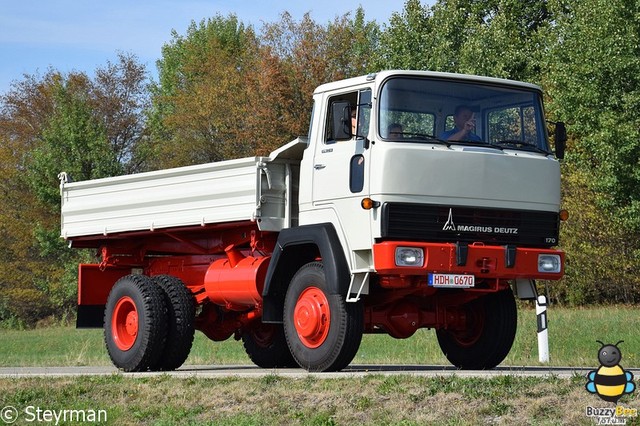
[428,273,475,288]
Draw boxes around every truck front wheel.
[436,288,517,370]
[104,274,168,372]
[283,262,363,372]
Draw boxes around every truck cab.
[300,70,562,279]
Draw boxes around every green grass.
[1,306,640,425]
[0,305,639,368]
[1,374,634,425]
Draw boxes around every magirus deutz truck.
[60,70,568,372]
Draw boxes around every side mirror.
[331,101,352,141]
[554,121,567,160]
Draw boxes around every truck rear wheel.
[242,323,297,368]
[436,289,517,370]
[283,262,363,372]
[151,275,195,371]
[104,274,168,372]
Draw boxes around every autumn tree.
[254,9,379,152]
[0,72,75,325]
[92,52,150,173]
[147,10,380,165]
[23,55,148,209]
[0,54,149,325]
[145,15,260,168]
[0,128,54,325]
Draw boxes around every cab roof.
[313,70,543,95]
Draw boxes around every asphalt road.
[0,364,601,379]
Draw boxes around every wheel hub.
[294,287,330,348]
[112,296,138,351]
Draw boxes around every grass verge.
[0,305,638,368]
[2,374,636,425]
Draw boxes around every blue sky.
[0,1,418,94]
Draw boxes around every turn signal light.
[361,198,380,210]
[559,209,569,221]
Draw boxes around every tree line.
[1,0,638,326]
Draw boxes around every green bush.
[0,287,53,328]
[551,164,640,305]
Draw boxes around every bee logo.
[586,340,635,403]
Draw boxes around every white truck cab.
[301,70,563,278]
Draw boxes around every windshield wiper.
[447,139,504,150]
[493,140,551,154]
[393,132,451,146]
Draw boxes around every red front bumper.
[373,241,564,280]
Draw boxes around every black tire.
[283,262,363,372]
[104,274,168,372]
[436,289,517,370]
[242,323,297,368]
[151,275,196,371]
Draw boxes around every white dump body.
[60,139,305,239]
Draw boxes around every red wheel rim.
[294,287,330,348]
[111,296,138,351]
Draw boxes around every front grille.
[381,203,560,248]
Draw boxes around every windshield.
[378,77,550,153]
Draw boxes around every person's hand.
[463,113,476,133]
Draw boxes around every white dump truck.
[60,70,567,372]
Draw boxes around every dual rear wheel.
[104,274,195,372]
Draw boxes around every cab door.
[311,88,373,252]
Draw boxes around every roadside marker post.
[536,295,549,363]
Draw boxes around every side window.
[325,92,358,144]
[380,111,435,138]
[488,105,538,144]
[356,89,372,139]
[445,115,455,131]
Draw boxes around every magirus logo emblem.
[441,207,519,235]
[442,208,457,231]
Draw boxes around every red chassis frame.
[74,221,564,341]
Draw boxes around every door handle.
[314,164,326,170]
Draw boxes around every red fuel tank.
[204,248,270,311]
